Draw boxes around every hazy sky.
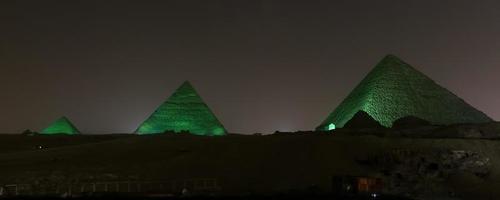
[1,0,499,134]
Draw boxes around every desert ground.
[0,127,498,200]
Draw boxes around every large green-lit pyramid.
[136,81,227,135]
[41,116,80,135]
[317,55,492,130]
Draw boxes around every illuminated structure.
[41,116,80,135]
[136,81,227,135]
[317,55,492,130]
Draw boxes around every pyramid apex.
[181,80,193,86]
[178,81,196,90]
[52,116,70,123]
[372,54,416,72]
[384,54,399,58]
[59,116,69,120]
[381,54,404,62]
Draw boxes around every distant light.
[38,146,43,149]
[327,123,336,131]
[372,193,378,198]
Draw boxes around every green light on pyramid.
[317,54,492,130]
[327,123,336,131]
[136,81,227,136]
[41,116,80,135]
[212,127,226,135]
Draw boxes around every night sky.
[1,0,499,134]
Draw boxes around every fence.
[1,178,219,196]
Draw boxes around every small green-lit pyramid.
[41,116,80,135]
[136,81,227,135]
[317,55,492,130]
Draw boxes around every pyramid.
[343,111,383,129]
[136,81,227,135]
[41,116,80,135]
[317,55,492,130]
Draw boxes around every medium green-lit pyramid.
[41,116,80,135]
[317,55,492,130]
[136,81,227,135]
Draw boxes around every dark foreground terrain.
[0,125,499,200]
[0,193,414,200]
